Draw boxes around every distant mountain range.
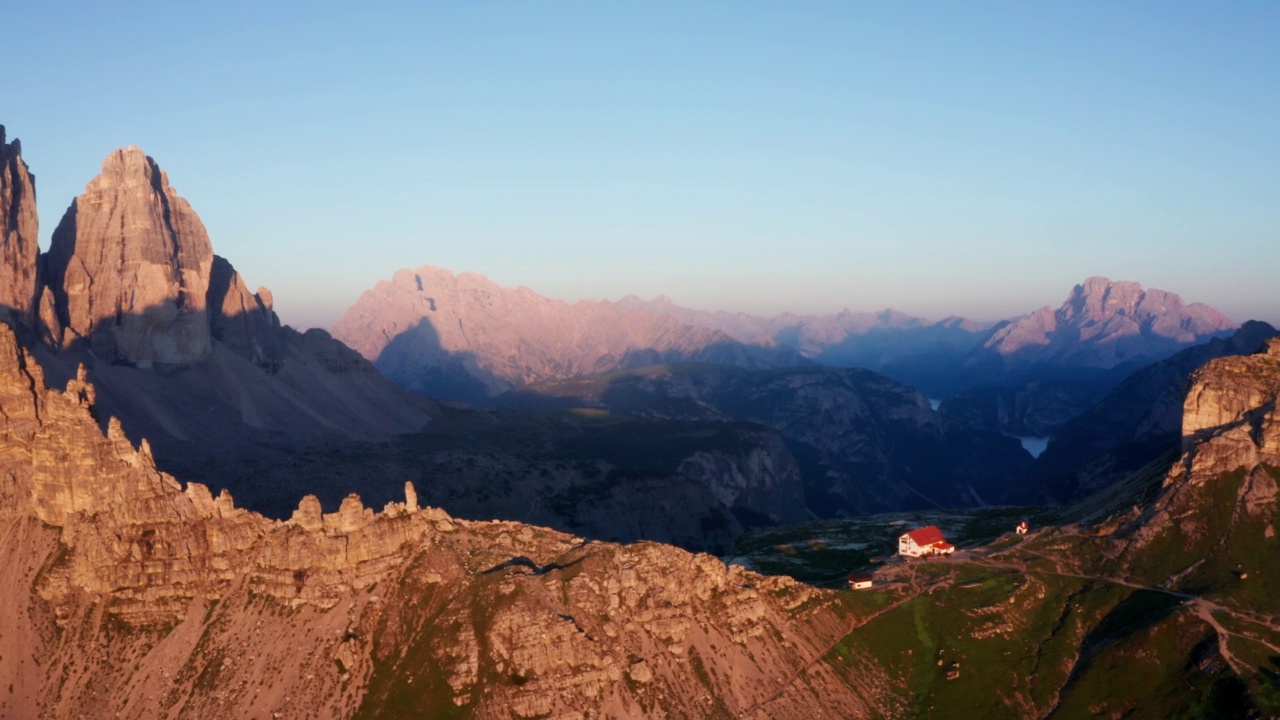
[334,264,1237,429]
[331,266,804,404]
[615,294,994,371]
[621,277,1237,394]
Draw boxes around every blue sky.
[6,1,1278,328]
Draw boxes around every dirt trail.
[1193,600,1250,674]
[741,577,935,718]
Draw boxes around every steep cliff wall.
[1107,338,1280,600]
[0,125,40,328]
[44,147,215,366]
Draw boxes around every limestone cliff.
[207,254,282,370]
[45,147,215,366]
[0,136,435,476]
[0,125,41,327]
[1030,321,1278,504]
[0,320,890,719]
[1096,337,1280,598]
[1179,337,1280,475]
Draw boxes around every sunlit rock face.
[1023,321,1278,504]
[0,126,40,328]
[44,147,215,367]
[1180,337,1280,477]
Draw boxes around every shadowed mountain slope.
[499,363,1034,515]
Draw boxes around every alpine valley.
[2,124,1278,719]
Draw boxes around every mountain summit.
[983,276,1234,367]
[0,125,41,328]
[43,147,216,366]
[0,130,434,498]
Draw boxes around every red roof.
[935,542,955,551]
[904,525,946,546]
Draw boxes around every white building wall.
[898,534,923,557]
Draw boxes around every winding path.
[741,535,1280,719]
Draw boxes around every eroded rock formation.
[207,254,282,370]
[45,147,215,366]
[0,135,434,477]
[0,321,889,719]
[1180,336,1280,475]
[1093,336,1280,591]
[0,125,40,327]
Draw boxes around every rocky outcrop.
[1029,321,1279,504]
[1179,336,1280,476]
[0,125,40,327]
[1093,336,1280,597]
[0,320,890,719]
[983,276,1234,368]
[332,266,804,403]
[206,255,281,370]
[45,147,215,366]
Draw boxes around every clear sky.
[6,1,1278,329]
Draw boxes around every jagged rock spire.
[0,125,40,327]
[43,147,215,366]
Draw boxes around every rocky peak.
[984,277,1235,367]
[44,147,214,367]
[0,125,40,327]
[206,254,282,370]
[1064,276,1144,318]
